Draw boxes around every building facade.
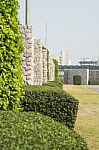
[57,51,71,65]
[60,63,99,85]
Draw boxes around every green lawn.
[63,85,99,150]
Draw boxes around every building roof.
[79,60,98,65]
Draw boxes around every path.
[84,85,99,92]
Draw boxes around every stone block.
[26,61,32,66]
[25,66,32,71]
[26,33,32,39]
[22,56,26,61]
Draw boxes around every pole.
[25,0,30,25]
[45,22,47,46]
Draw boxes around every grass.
[63,85,99,150]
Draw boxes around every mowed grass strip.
[63,85,99,150]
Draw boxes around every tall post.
[25,0,30,25]
[45,22,47,46]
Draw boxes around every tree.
[0,0,23,110]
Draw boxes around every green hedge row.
[43,80,63,89]
[24,81,63,92]
[0,0,23,110]
[0,111,88,150]
[22,87,79,129]
[53,59,59,81]
[88,80,99,85]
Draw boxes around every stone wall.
[42,47,47,84]
[64,69,89,85]
[20,25,55,85]
[33,39,43,85]
[20,25,34,85]
[49,55,55,81]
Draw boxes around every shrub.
[88,80,99,85]
[43,80,63,89]
[0,0,23,110]
[0,111,88,150]
[53,59,59,81]
[24,84,62,92]
[22,87,79,129]
[73,75,81,85]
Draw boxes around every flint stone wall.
[49,56,55,81]
[20,25,55,85]
[20,25,34,85]
[42,47,47,84]
[33,39,43,85]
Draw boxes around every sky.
[18,0,99,64]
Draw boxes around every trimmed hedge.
[73,75,81,85]
[22,87,79,129]
[53,59,59,81]
[0,0,23,110]
[88,80,99,85]
[24,85,61,92]
[0,111,88,150]
[43,80,63,89]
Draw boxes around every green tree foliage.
[0,0,23,110]
[73,75,81,85]
[53,59,59,81]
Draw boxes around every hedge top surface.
[24,81,63,92]
[0,111,88,150]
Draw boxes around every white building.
[57,51,71,65]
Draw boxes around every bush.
[0,111,88,150]
[22,86,79,129]
[24,84,62,92]
[43,80,63,89]
[73,75,81,85]
[0,0,23,110]
[53,59,59,81]
[88,80,99,85]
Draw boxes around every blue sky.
[18,0,99,64]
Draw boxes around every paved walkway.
[84,85,99,92]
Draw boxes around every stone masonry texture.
[42,47,47,84]
[20,25,55,85]
[33,39,43,85]
[20,25,34,85]
[49,55,55,81]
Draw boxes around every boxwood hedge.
[53,59,59,81]
[88,80,99,85]
[0,111,88,150]
[42,80,63,89]
[0,0,23,110]
[22,86,79,129]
